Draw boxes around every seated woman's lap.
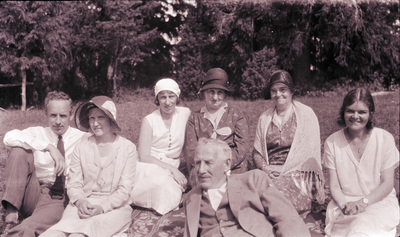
[272,172,313,218]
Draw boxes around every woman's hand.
[342,199,367,215]
[170,167,187,190]
[75,199,104,218]
[75,199,92,219]
[266,170,280,179]
[262,166,280,179]
[89,205,104,217]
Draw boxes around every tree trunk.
[21,69,26,111]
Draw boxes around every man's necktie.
[49,135,65,199]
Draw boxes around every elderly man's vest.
[198,191,252,236]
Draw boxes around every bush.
[239,47,278,100]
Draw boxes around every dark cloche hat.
[264,70,294,100]
[200,68,230,92]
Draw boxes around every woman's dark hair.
[337,88,375,129]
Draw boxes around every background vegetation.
[0,0,399,108]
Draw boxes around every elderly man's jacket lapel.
[226,175,244,221]
[186,186,202,237]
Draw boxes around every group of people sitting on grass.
[2,68,399,237]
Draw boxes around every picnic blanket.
[126,205,327,237]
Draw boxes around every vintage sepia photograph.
[0,0,399,236]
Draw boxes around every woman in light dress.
[41,96,137,237]
[324,88,399,236]
[130,78,191,215]
[250,70,325,218]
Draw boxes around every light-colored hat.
[154,78,181,97]
[200,68,230,92]
[75,96,121,132]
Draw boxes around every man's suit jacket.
[184,169,310,237]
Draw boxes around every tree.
[0,2,73,107]
[240,46,278,100]
[0,0,190,106]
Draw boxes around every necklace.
[344,128,370,158]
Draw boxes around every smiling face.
[204,88,226,113]
[157,90,178,115]
[344,101,370,132]
[270,82,293,108]
[194,143,231,190]
[88,107,113,137]
[46,100,72,136]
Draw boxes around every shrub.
[239,47,278,100]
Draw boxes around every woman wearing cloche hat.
[184,68,250,188]
[42,96,137,237]
[130,78,191,215]
[250,70,325,218]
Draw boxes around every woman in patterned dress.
[185,68,250,188]
[250,70,325,218]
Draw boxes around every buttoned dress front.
[130,107,191,215]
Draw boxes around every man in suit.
[184,137,310,237]
[2,91,86,236]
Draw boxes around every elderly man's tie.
[49,135,65,199]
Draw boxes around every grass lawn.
[0,89,399,232]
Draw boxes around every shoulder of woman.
[144,109,162,122]
[116,135,137,149]
[325,129,344,144]
[259,106,275,118]
[176,106,191,114]
[372,127,396,141]
[191,107,204,116]
[74,133,95,150]
[148,109,161,117]
[293,100,315,113]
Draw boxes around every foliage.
[0,0,399,107]
[310,2,400,87]
[171,2,210,99]
[239,47,278,100]
[0,1,190,106]
[0,2,72,104]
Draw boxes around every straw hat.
[75,96,120,132]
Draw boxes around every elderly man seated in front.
[184,137,310,237]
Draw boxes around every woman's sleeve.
[249,148,268,171]
[184,112,197,173]
[253,113,265,157]
[381,131,400,171]
[101,141,137,213]
[231,110,250,169]
[138,117,153,162]
[323,136,336,170]
[67,141,86,204]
